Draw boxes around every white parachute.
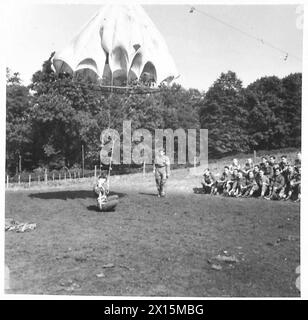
[52,4,178,86]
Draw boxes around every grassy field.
[5,150,300,297]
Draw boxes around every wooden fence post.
[18,175,21,185]
[45,169,48,184]
[52,173,55,182]
[94,165,97,178]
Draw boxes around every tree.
[281,73,301,147]
[6,70,33,174]
[9,52,301,172]
[199,71,249,157]
[245,75,301,150]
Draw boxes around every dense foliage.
[6,57,301,174]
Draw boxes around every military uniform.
[216,171,232,194]
[263,164,273,178]
[242,162,254,176]
[229,164,241,174]
[154,153,170,197]
[288,171,301,200]
[244,176,259,197]
[257,174,270,197]
[294,158,301,169]
[259,162,267,172]
[202,172,216,194]
[228,171,240,196]
[268,173,285,200]
[236,175,248,196]
[93,178,108,197]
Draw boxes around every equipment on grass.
[97,192,119,212]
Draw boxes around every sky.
[3,1,303,91]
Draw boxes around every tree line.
[6,57,301,175]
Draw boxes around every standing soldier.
[153,149,170,197]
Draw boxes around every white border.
[0,0,306,300]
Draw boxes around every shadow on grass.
[86,205,117,212]
[193,187,205,194]
[139,192,158,197]
[87,205,99,211]
[29,190,126,200]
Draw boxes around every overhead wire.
[188,6,301,62]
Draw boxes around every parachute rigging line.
[188,6,301,62]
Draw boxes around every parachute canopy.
[52,5,178,86]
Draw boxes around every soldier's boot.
[155,175,161,196]
[160,179,167,197]
[278,189,285,200]
[294,193,300,202]
[284,191,292,201]
[157,185,161,197]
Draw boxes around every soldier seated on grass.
[233,171,248,197]
[253,164,260,179]
[201,168,216,194]
[285,166,301,202]
[243,170,259,198]
[269,155,277,165]
[294,152,301,169]
[279,155,289,178]
[242,158,254,176]
[213,166,232,195]
[263,160,273,179]
[257,169,270,198]
[265,167,286,200]
[229,158,241,173]
[228,168,240,197]
[93,172,109,198]
[259,156,268,173]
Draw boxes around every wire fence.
[5,161,198,190]
[5,166,101,189]
[6,148,298,189]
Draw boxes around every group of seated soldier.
[201,152,301,202]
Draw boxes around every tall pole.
[19,154,22,173]
[82,144,85,178]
